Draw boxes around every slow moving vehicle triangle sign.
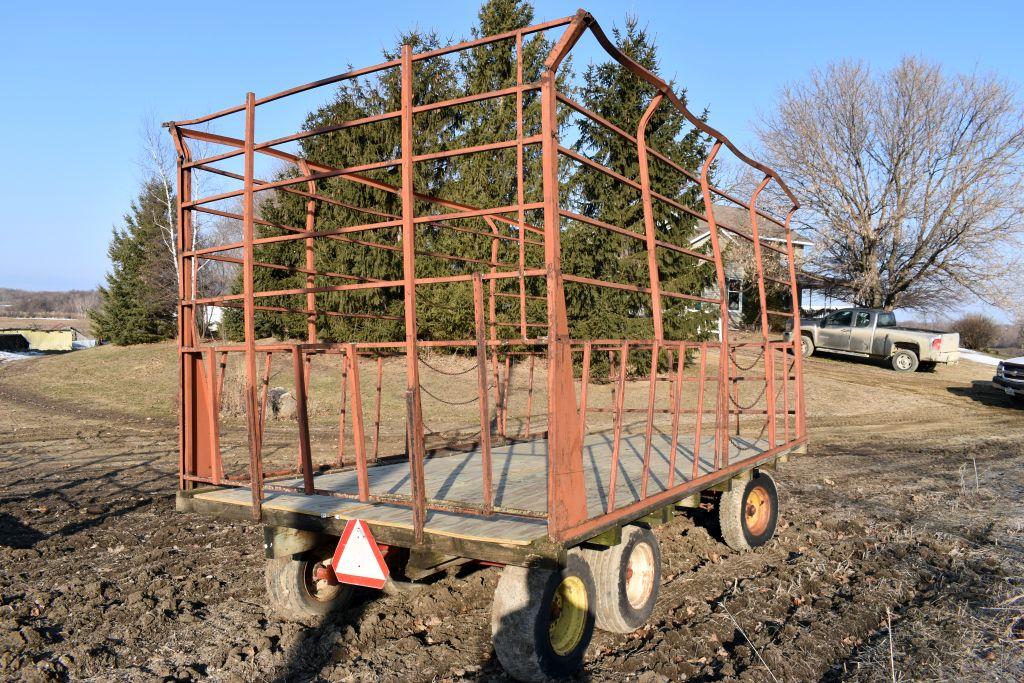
[331,519,390,589]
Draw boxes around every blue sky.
[2,0,1022,313]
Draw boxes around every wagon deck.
[182,432,794,553]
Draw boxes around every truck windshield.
[877,312,897,327]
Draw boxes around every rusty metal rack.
[170,9,807,564]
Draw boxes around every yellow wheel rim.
[549,575,588,656]
[745,485,771,536]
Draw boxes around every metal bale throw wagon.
[169,9,807,681]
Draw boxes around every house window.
[726,277,742,313]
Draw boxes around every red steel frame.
[168,10,806,546]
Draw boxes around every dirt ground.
[1,348,1022,682]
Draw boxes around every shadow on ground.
[948,380,1023,410]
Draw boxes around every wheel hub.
[624,542,656,609]
[549,575,588,656]
[304,559,342,603]
[744,485,771,536]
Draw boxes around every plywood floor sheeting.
[194,432,769,545]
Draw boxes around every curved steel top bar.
[167,8,798,209]
[551,10,800,210]
[167,15,574,129]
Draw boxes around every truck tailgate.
[940,333,960,352]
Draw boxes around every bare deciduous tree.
[755,57,1024,311]
[139,116,237,335]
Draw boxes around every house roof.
[691,205,812,247]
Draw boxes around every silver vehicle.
[994,357,1024,400]
[787,308,960,372]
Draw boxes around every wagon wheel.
[265,549,354,622]
[491,556,596,682]
[717,471,779,551]
[573,525,661,633]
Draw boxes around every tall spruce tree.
[91,179,178,344]
[563,18,715,357]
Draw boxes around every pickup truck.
[786,308,960,372]
[993,357,1024,401]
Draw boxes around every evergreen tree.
[91,179,178,344]
[563,17,715,363]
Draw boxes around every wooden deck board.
[194,432,772,546]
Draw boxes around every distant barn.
[0,319,85,352]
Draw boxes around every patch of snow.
[0,350,43,363]
[958,348,1001,366]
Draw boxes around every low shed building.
[0,320,82,352]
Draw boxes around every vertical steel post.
[540,67,587,538]
[667,343,685,487]
[337,353,349,466]
[691,343,708,480]
[606,341,629,513]
[373,355,383,460]
[766,345,777,448]
[502,355,511,437]
[578,341,591,442]
[698,142,731,470]
[204,349,223,484]
[784,208,807,439]
[524,354,535,438]
[241,92,263,520]
[259,352,272,441]
[292,346,315,494]
[782,348,791,443]
[473,273,494,513]
[170,128,196,491]
[515,31,528,339]
[346,344,369,501]
[217,351,228,406]
[749,176,775,446]
[640,343,658,498]
[637,94,665,341]
[298,160,318,345]
[748,176,772,340]
[400,44,427,542]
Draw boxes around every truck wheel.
[718,471,779,552]
[890,349,919,372]
[573,525,661,633]
[491,556,596,682]
[800,335,814,357]
[265,550,353,622]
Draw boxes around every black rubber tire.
[800,335,815,358]
[491,555,596,682]
[717,471,779,551]
[890,348,919,372]
[574,525,661,633]
[918,361,937,372]
[265,550,354,622]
